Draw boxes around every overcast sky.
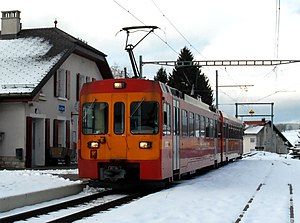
[1,0,300,123]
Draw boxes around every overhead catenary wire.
[150,0,244,105]
[150,0,241,85]
[112,0,179,56]
[113,0,265,107]
[150,0,206,59]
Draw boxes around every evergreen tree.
[168,47,214,106]
[154,67,168,83]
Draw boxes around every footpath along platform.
[0,169,86,212]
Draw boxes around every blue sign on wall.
[58,104,65,112]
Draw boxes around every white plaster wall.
[1,53,104,163]
[26,53,103,143]
[0,102,26,156]
[243,135,256,154]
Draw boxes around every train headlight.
[139,141,152,149]
[113,82,126,89]
[88,141,100,148]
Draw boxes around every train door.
[213,119,218,162]
[215,120,223,163]
[219,121,225,163]
[172,99,180,171]
[109,95,127,159]
[224,123,229,160]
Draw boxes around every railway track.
[235,182,295,223]
[234,182,265,223]
[235,161,295,223]
[0,189,154,223]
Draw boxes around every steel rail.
[46,190,153,223]
[0,189,115,223]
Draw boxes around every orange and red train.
[78,78,243,184]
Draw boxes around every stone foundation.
[0,156,25,169]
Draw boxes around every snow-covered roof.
[0,27,112,98]
[282,130,300,147]
[244,125,264,134]
[0,37,64,94]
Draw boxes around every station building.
[243,120,293,154]
[0,10,113,168]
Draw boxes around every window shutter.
[45,119,50,165]
[25,117,33,168]
[53,119,59,147]
[54,71,59,97]
[76,73,80,101]
[66,120,70,149]
[66,70,71,99]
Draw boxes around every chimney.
[1,10,21,36]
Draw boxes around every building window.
[86,76,91,83]
[76,73,86,101]
[53,119,66,147]
[54,69,70,99]
[250,137,256,143]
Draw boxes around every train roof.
[82,78,243,126]
[159,82,211,111]
[81,78,162,95]
[221,111,244,126]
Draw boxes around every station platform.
[0,171,86,212]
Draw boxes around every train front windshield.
[130,101,159,134]
[82,101,159,135]
[82,102,108,134]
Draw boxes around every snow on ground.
[0,168,79,198]
[0,152,299,223]
[77,152,300,223]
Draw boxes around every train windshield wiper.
[83,98,96,122]
[130,98,144,118]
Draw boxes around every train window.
[163,103,171,135]
[223,124,228,138]
[205,117,210,137]
[195,114,200,137]
[189,112,195,137]
[200,115,205,137]
[216,121,220,138]
[114,102,125,134]
[209,119,214,137]
[182,110,188,137]
[82,102,108,134]
[173,100,180,136]
[130,101,159,134]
